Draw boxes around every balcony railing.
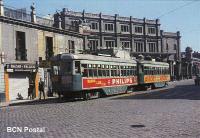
[65,24,79,32]
[36,16,54,27]
[4,6,54,27]
[4,7,31,22]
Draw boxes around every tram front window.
[52,66,60,75]
[61,62,72,75]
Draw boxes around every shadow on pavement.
[111,84,200,100]
[130,125,145,128]
[9,97,84,107]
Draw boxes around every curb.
[0,102,9,108]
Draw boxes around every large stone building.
[54,8,181,80]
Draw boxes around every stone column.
[58,15,62,29]
[168,61,174,81]
[99,12,103,48]
[0,0,4,16]
[189,62,193,79]
[115,14,119,48]
[156,19,160,52]
[30,3,36,23]
[130,16,133,52]
[83,36,88,51]
[176,61,181,80]
[82,10,85,21]
[186,62,189,79]
[143,18,147,52]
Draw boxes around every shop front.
[5,63,38,102]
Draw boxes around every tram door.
[138,63,144,84]
[73,61,82,91]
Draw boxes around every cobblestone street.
[0,79,200,138]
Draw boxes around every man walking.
[39,78,45,100]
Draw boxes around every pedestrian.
[28,82,34,100]
[39,78,45,100]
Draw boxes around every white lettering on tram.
[111,78,133,85]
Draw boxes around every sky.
[4,0,200,52]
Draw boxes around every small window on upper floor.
[121,25,129,32]
[68,40,75,53]
[121,41,130,51]
[106,41,115,49]
[166,43,169,51]
[174,44,177,50]
[90,22,98,30]
[135,41,144,52]
[105,23,114,31]
[16,31,27,61]
[135,26,143,33]
[89,40,98,51]
[148,27,156,34]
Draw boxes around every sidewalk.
[0,96,60,108]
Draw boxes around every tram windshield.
[60,61,72,75]
[52,66,60,75]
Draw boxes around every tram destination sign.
[6,63,36,72]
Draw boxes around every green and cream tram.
[51,53,138,99]
[138,60,170,89]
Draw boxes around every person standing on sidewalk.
[39,78,45,100]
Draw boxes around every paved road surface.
[0,79,200,138]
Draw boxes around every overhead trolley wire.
[157,0,198,19]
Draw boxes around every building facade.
[181,48,200,79]
[54,8,181,80]
[0,1,83,102]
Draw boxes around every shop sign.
[6,63,36,72]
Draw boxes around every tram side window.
[167,68,169,74]
[130,66,133,75]
[106,65,110,77]
[93,64,98,77]
[127,66,131,76]
[152,67,155,75]
[111,65,118,77]
[164,67,167,74]
[101,65,106,77]
[158,67,160,75]
[98,64,103,77]
[160,67,162,74]
[121,66,125,76]
[127,66,130,76]
[81,64,88,77]
[144,66,147,75]
[75,61,81,74]
[116,66,120,76]
[133,66,137,75]
[88,64,93,77]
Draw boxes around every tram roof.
[52,53,137,64]
[139,60,169,67]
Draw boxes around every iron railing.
[4,6,54,27]
[4,7,31,22]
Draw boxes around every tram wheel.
[83,93,90,100]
